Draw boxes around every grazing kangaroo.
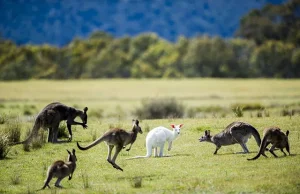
[12,102,88,145]
[248,127,290,160]
[199,121,261,154]
[77,119,142,171]
[41,149,77,189]
[128,124,183,159]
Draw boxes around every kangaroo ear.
[204,130,208,135]
[83,107,88,113]
[207,130,211,136]
[72,149,76,154]
[179,124,183,128]
[286,130,289,137]
[170,124,175,129]
[67,149,71,155]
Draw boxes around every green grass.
[0,79,300,193]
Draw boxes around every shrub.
[133,98,184,119]
[0,131,10,159]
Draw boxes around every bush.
[133,98,184,119]
[0,131,10,159]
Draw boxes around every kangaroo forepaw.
[126,148,130,152]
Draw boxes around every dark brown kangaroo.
[77,119,142,171]
[248,127,290,160]
[199,121,261,154]
[12,102,88,145]
[41,149,77,189]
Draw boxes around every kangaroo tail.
[249,126,262,147]
[126,145,152,160]
[10,117,42,146]
[247,134,268,160]
[77,136,105,151]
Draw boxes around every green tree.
[250,40,295,78]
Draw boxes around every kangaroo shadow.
[155,153,191,158]
[214,151,257,156]
[54,140,71,144]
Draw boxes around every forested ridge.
[0,0,299,80]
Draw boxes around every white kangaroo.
[128,124,183,159]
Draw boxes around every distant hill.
[0,0,285,46]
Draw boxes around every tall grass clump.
[22,128,47,151]
[131,176,142,188]
[0,131,10,159]
[57,123,69,139]
[10,173,21,185]
[0,113,8,124]
[23,104,37,116]
[232,106,243,117]
[5,122,21,143]
[133,98,184,119]
[81,172,90,189]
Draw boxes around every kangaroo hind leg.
[54,178,63,188]
[238,142,249,154]
[111,145,123,171]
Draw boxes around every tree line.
[0,0,299,80]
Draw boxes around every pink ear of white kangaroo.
[170,124,183,128]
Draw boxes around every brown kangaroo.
[12,102,88,145]
[41,149,77,189]
[199,121,261,154]
[77,119,142,171]
[248,127,290,160]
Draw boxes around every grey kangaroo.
[248,127,290,160]
[77,119,142,171]
[199,121,261,154]
[41,149,77,189]
[13,102,88,145]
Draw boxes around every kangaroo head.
[79,107,88,124]
[199,130,212,142]
[170,124,183,135]
[67,149,77,162]
[132,119,143,134]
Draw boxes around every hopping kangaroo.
[248,127,290,160]
[13,102,88,144]
[41,149,77,189]
[199,121,261,154]
[77,119,142,171]
[128,124,183,159]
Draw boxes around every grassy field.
[0,79,300,194]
